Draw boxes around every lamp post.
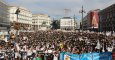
[111,20,114,36]
[79,6,86,32]
[34,18,36,32]
[74,14,76,32]
[15,8,20,36]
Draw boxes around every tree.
[42,21,46,26]
[51,20,60,29]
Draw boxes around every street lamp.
[15,8,20,35]
[111,20,114,36]
[74,14,76,32]
[79,6,86,32]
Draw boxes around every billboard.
[91,11,99,28]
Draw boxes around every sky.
[5,0,115,23]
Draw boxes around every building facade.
[83,9,100,31]
[99,4,115,32]
[0,0,10,35]
[60,17,77,30]
[9,6,33,31]
[32,14,52,31]
[82,14,90,30]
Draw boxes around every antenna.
[64,9,71,17]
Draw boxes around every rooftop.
[61,17,72,19]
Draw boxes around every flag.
[60,42,63,49]
[92,53,100,60]
[0,32,4,39]
[95,40,101,49]
[102,46,105,52]
[60,52,80,60]
[64,54,70,60]
[15,8,20,14]
[99,52,112,60]
[60,52,111,60]
[60,52,66,60]
[4,37,8,42]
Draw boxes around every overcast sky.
[6,0,115,22]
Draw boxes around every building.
[82,15,90,30]
[32,14,52,31]
[60,17,77,30]
[99,4,115,32]
[9,6,33,31]
[83,9,100,31]
[0,0,10,35]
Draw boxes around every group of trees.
[51,20,60,29]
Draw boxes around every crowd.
[0,30,115,60]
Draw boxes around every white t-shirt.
[0,50,4,58]
[23,45,27,51]
[53,54,58,60]
[20,49,24,52]
[107,47,113,52]
[16,43,20,51]
[36,46,40,51]
[48,50,52,53]
[27,50,32,56]
[32,50,36,53]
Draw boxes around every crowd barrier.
[60,52,112,60]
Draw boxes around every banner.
[112,52,115,60]
[92,53,100,60]
[91,11,99,28]
[76,53,95,60]
[80,53,88,60]
[60,52,66,60]
[67,53,80,60]
[99,52,112,60]
[60,52,112,60]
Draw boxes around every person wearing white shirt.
[0,48,5,60]
[23,45,27,51]
[107,46,113,52]
[22,48,27,60]
[27,48,32,60]
[53,53,58,60]
[20,47,24,60]
[15,43,21,60]
[32,48,36,54]
[32,48,36,60]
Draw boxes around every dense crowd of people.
[0,30,115,60]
